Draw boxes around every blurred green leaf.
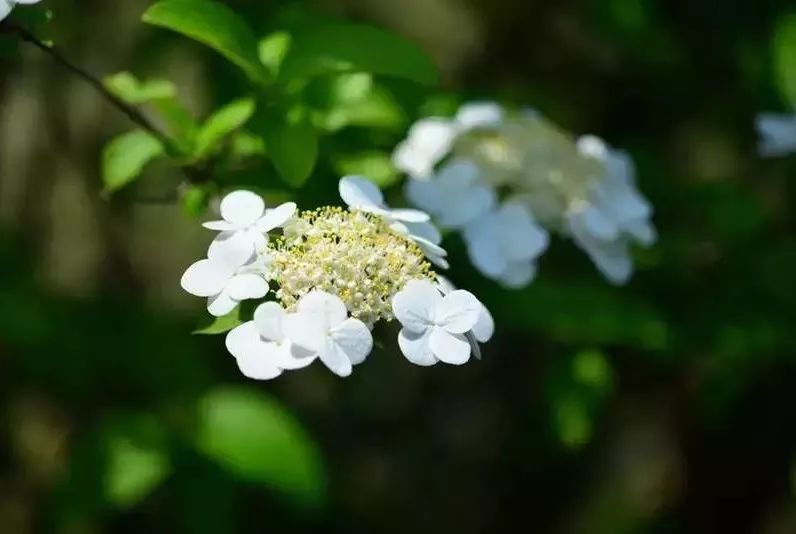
[774,14,796,106]
[503,280,669,349]
[194,98,256,159]
[257,110,318,187]
[143,0,270,85]
[55,414,171,521]
[228,131,266,159]
[181,184,212,217]
[546,350,614,450]
[333,151,399,187]
[279,22,439,85]
[554,394,592,449]
[309,75,406,132]
[104,71,177,106]
[194,387,326,507]
[153,99,199,151]
[572,350,614,394]
[104,416,172,509]
[258,31,292,78]
[102,130,164,194]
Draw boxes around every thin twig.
[1,21,211,184]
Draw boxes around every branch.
[1,21,211,184]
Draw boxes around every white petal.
[318,340,354,377]
[330,318,373,366]
[498,202,549,261]
[393,118,457,178]
[411,235,447,259]
[225,322,283,380]
[224,322,261,359]
[220,190,265,227]
[571,205,619,241]
[256,202,297,232]
[208,232,256,269]
[455,102,504,131]
[574,234,634,285]
[405,179,444,215]
[240,228,268,250]
[466,332,482,361]
[392,279,441,333]
[438,183,497,229]
[398,329,438,366]
[435,290,480,334]
[424,249,450,270]
[472,301,495,343]
[253,301,286,342]
[576,135,609,160]
[281,291,349,354]
[756,113,796,157]
[207,290,238,317]
[463,215,508,278]
[499,261,536,289]
[404,220,442,245]
[435,275,456,295]
[236,351,284,380]
[432,160,497,228]
[180,259,229,297]
[295,290,348,327]
[597,160,652,225]
[282,312,325,354]
[436,159,481,188]
[226,274,268,300]
[429,328,471,365]
[625,219,657,246]
[338,175,385,210]
[388,208,431,223]
[279,341,317,370]
[202,220,236,231]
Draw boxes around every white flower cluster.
[1,0,41,22]
[394,102,657,285]
[180,180,493,380]
[756,112,796,157]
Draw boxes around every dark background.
[2,0,796,532]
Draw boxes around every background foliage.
[2,0,796,532]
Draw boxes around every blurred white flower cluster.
[180,180,493,380]
[0,0,41,22]
[394,102,657,286]
[756,112,796,156]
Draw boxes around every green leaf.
[774,14,796,105]
[571,350,614,394]
[228,131,266,159]
[153,99,199,152]
[257,110,318,187]
[553,394,593,449]
[258,31,292,78]
[279,22,439,85]
[194,98,256,159]
[104,71,177,106]
[333,151,399,187]
[181,184,212,217]
[102,131,164,194]
[104,416,172,509]
[194,387,326,507]
[143,0,270,85]
[307,75,406,132]
[193,308,243,335]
